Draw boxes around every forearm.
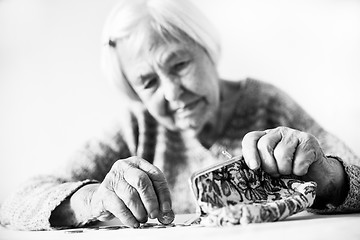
[50,183,101,228]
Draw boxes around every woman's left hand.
[242,126,347,207]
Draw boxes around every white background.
[0,0,359,203]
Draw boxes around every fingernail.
[149,209,159,219]
[162,202,171,212]
[250,160,259,170]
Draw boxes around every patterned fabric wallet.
[189,155,317,226]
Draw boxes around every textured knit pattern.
[0,78,359,230]
[0,177,97,230]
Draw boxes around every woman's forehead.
[118,40,193,80]
[122,22,195,56]
[119,28,195,64]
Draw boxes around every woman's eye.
[143,77,158,89]
[171,60,190,74]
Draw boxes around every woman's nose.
[163,78,183,102]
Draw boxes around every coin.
[157,210,175,225]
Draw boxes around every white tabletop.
[1,211,360,240]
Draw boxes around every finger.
[242,131,267,170]
[102,190,140,228]
[123,167,159,219]
[273,131,299,175]
[257,131,282,176]
[292,134,318,176]
[136,159,172,214]
[105,160,148,223]
[114,179,148,223]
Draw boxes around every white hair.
[101,0,221,101]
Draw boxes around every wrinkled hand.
[90,157,173,227]
[242,126,347,206]
[242,126,326,177]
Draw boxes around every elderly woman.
[1,0,359,230]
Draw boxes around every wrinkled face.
[116,29,220,133]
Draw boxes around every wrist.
[327,156,349,206]
[313,156,348,209]
[50,182,100,227]
[70,183,101,225]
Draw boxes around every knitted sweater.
[1,79,359,230]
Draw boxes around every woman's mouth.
[173,98,204,115]
[165,97,209,130]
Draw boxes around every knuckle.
[146,165,163,180]
[104,171,122,190]
[274,126,286,134]
[307,148,316,160]
[300,138,317,155]
[274,126,283,132]
[300,132,316,145]
[150,165,163,176]
[135,173,151,191]
[279,126,292,132]
[122,186,140,206]
[114,157,139,170]
[302,138,312,148]
[112,159,123,168]
[242,131,265,149]
[111,160,129,173]
[283,133,297,146]
[127,156,144,166]
[243,131,257,142]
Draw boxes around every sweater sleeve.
[0,177,97,231]
[0,117,136,231]
[337,161,360,212]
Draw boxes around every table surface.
[1,211,360,240]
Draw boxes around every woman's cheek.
[146,96,176,126]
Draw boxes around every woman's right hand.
[88,157,173,227]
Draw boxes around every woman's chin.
[158,113,210,134]
[175,118,207,134]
